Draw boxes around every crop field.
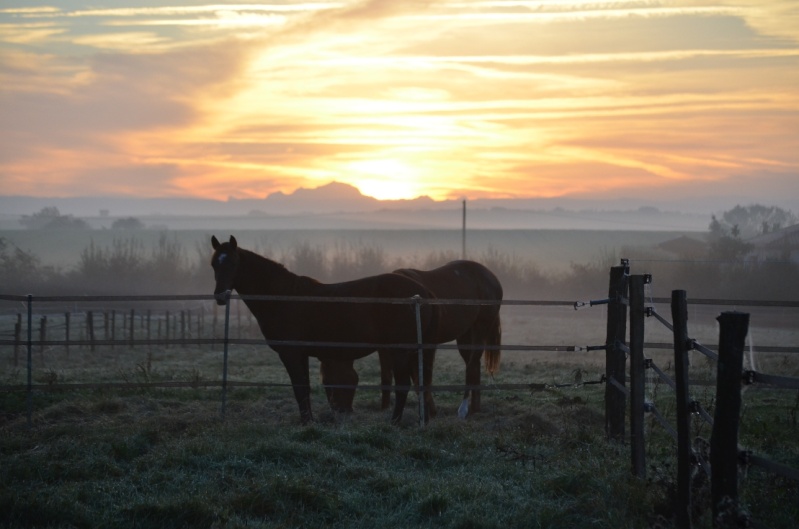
[1,298,798,528]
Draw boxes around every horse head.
[211,235,240,305]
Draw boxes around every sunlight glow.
[345,159,423,200]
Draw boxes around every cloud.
[0,36,258,196]
[1,1,797,203]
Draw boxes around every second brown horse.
[378,260,502,418]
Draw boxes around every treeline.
[1,235,798,301]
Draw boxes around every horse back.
[394,260,502,343]
[250,271,437,357]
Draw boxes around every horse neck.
[235,250,300,296]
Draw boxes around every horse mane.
[238,247,287,272]
[236,247,324,294]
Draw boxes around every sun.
[345,159,423,201]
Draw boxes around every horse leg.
[334,359,358,413]
[457,334,483,418]
[422,347,437,420]
[468,346,483,414]
[404,349,436,423]
[457,346,472,419]
[378,349,393,410]
[319,359,334,405]
[390,352,412,425]
[475,311,501,414]
[405,350,435,422]
[278,352,313,424]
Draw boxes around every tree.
[707,213,753,261]
[111,217,144,230]
[19,207,89,230]
[715,204,797,239]
[0,237,52,286]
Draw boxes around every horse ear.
[229,236,238,250]
[211,235,220,250]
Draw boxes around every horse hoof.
[457,399,469,419]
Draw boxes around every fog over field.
[0,184,716,273]
[3,183,797,301]
[0,228,694,277]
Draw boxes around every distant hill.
[0,182,431,218]
[0,180,780,231]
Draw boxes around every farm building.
[745,223,799,263]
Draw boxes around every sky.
[1,1,798,205]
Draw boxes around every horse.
[378,260,502,418]
[210,235,439,425]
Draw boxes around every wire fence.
[2,262,798,525]
[617,271,799,529]
[0,293,611,416]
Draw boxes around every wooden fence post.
[605,263,629,442]
[26,295,33,428]
[39,316,47,356]
[671,289,692,529]
[87,311,95,352]
[129,309,135,347]
[198,307,204,342]
[221,291,232,419]
[14,314,21,367]
[181,310,186,344]
[711,311,749,528]
[65,312,71,356]
[628,274,646,478]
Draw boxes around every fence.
[613,268,799,529]
[0,293,598,427]
[2,299,259,363]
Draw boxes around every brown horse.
[378,260,502,418]
[211,235,438,424]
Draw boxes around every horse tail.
[483,313,502,376]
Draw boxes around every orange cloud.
[1,1,797,206]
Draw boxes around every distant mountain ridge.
[243,181,436,215]
[0,182,436,218]
[1,180,795,231]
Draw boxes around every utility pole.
[462,200,467,259]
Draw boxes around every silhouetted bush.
[1,236,797,301]
[111,217,144,230]
[19,207,89,230]
[0,237,59,293]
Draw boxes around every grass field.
[2,301,798,528]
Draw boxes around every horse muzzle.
[214,290,232,306]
